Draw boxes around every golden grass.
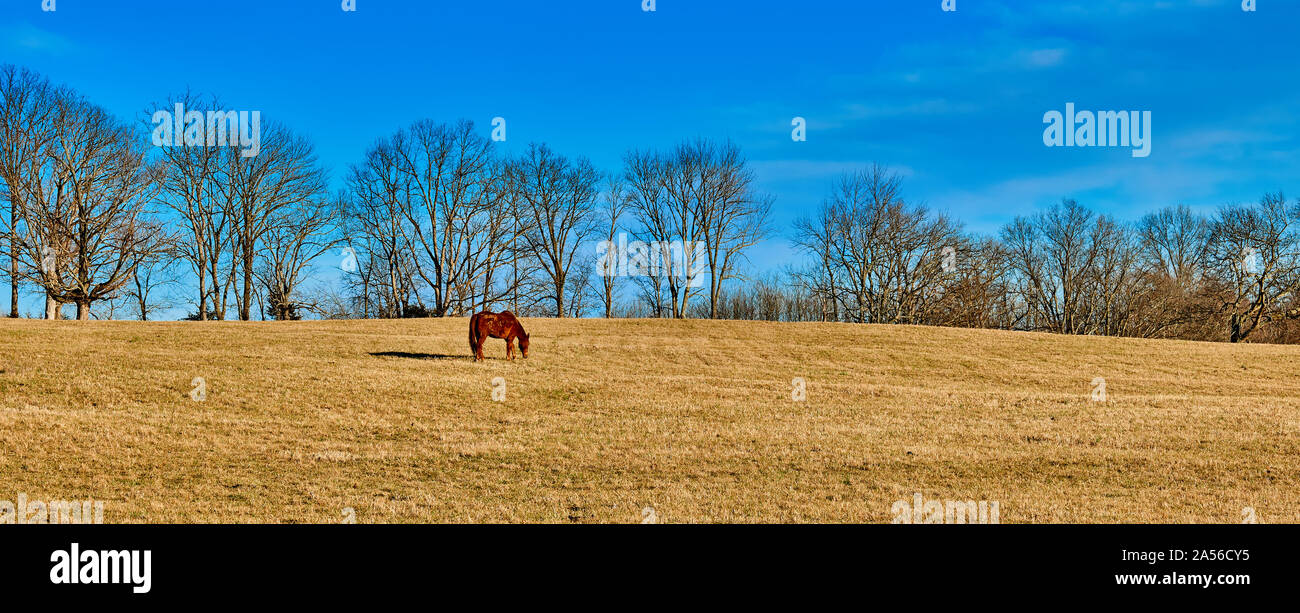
[1,317,1297,523]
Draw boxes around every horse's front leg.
[507,337,516,360]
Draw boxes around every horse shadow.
[369,351,463,361]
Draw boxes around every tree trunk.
[76,301,90,321]
[240,250,253,320]
[44,294,62,320]
[197,268,208,321]
[7,206,16,320]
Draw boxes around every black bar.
[0,525,1288,603]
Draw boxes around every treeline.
[0,67,333,321]
[337,122,772,321]
[0,65,772,323]
[788,165,1300,343]
[3,65,1299,343]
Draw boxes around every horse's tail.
[468,313,480,356]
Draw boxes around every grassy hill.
[0,317,1296,523]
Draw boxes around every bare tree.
[342,120,530,318]
[597,173,628,318]
[1134,205,1216,339]
[686,140,772,319]
[473,159,535,314]
[791,203,843,322]
[1208,193,1300,342]
[0,65,61,318]
[624,148,692,317]
[223,123,328,320]
[345,135,422,317]
[126,232,183,320]
[148,92,230,320]
[511,143,600,317]
[1083,215,1143,336]
[393,120,519,316]
[259,195,340,320]
[794,165,958,324]
[626,142,760,318]
[9,90,163,319]
[1002,199,1100,334]
[926,237,1016,330]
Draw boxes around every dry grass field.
[0,317,1297,523]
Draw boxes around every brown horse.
[469,310,530,362]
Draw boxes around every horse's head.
[519,332,529,358]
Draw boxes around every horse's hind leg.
[476,330,486,362]
[473,331,486,362]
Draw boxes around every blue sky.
[3,0,1299,315]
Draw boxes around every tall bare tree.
[597,173,628,318]
[685,140,772,319]
[791,202,842,322]
[473,159,534,314]
[148,92,229,320]
[345,135,421,317]
[794,165,958,324]
[0,65,62,318]
[9,90,163,319]
[1208,193,1300,342]
[623,145,704,318]
[1134,205,1215,339]
[512,143,600,317]
[626,141,773,320]
[126,233,183,321]
[259,195,341,320]
[395,120,512,316]
[1002,199,1100,334]
[222,123,328,320]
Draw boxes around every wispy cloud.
[1022,48,1068,69]
[996,0,1226,24]
[2,22,75,54]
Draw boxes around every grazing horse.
[469,310,530,362]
